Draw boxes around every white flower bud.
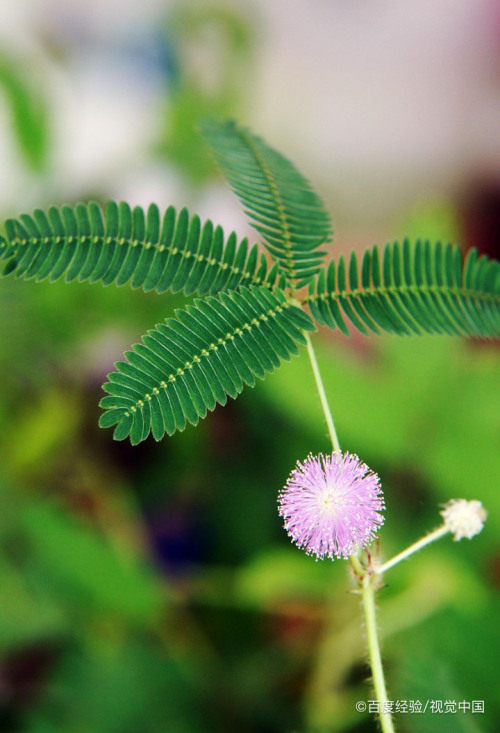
[440,499,487,541]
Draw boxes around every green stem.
[304,332,341,452]
[362,575,396,733]
[377,524,450,575]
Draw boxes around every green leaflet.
[99,286,315,444]
[307,241,500,338]
[0,201,284,296]
[201,119,332,287]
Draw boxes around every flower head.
[278,451,385,560]
[440,499,487,541]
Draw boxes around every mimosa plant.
[1,119,495,731]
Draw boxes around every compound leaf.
[0,201,283,296]
[201,119,332,287]
[99,286,315,443]
[307,241,500,338]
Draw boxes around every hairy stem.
[304,333,341,452]
[362,574,396,733]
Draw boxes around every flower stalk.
[304,332,341,452]
[377,525,450,575]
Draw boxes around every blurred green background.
[0,2,499,732]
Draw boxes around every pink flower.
[278,452,385,560]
